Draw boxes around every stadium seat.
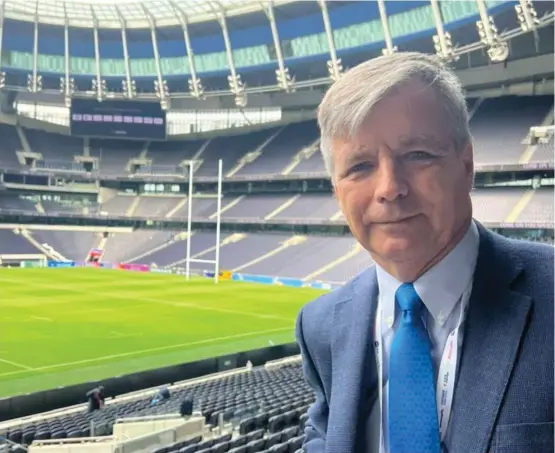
[21,430,34,445]
[246,429,264,442]
[286,436,305,453]
[228,447,247,453]
[264,432,282,448]
[268,415,287,433]
[239,417,257,435]
[246,439,266,453]
[281,426,298,441]
[198,439,215,449]
[211,441,230,453]
[8,430,22,444]
[178,446,197,453]
[229,435,248,448]
[269,444,288,453]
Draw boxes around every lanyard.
[374,281,472,450]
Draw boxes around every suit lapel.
[449,225,532,453]
[326,268,379,453]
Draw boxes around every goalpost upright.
[184,158,223,283]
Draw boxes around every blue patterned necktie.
[388,283,441,453]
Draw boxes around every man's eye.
[348,162,373,175]
[405,150,434,160]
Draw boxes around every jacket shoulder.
[302,268,372,314]
[299,268,375,337]
[507,237,553,278]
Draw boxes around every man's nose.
[374,158,408,203]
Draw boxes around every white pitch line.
[30,316,53,322]
[0,326,292,379]
[0,357,34,371]
[0,277,292,322]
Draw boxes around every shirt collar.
[376,220,480,327]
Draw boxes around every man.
[296,52,553,453]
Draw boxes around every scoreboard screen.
[70,99,167,140]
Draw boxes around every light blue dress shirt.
[368,220,480,453]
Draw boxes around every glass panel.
[99,58,126,77]
[129,58,158,77]
[233,45,271,68]
[70,57,96,75]
[291,33,328,57]
[195,52,228,73]
[37,54,65,73]
[7,51,33,70]
[333,20,384,50]
[440,1,479,22]
[160,57,189,76]
[388,6,436,37]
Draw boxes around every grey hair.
[317,52,471,179]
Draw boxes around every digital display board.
[70,99,167,140]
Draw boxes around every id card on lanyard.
[373,281,472,451]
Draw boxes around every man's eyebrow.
[344,146,374,166]
[395,134,450,151]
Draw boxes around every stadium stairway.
[232,236,307,273]
[15,125,31,154]
[168,233,247,268]
[519,104,555,164]
[280,139,321,176]
[302,242,363,282]
[20,229,59,260]
[468,97,484,120]
[330,210,343,221]
[504,189,536,223]
[34,201,44,214]
[125,197,141,217]
[188,139,214,174]
[91,234,109,262]
[166,197,188,219]
[209,196,245,219]
[127,232,191,264]
[264,196,301,220]
[226,129,283,177]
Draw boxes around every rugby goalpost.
[183,158,223,284]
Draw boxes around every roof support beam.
[0,0,5,77]
[475,0,509,62]
[169,1,204,99]
[317,0,342,81]
[115,6,134,99]
[377,0,396,56]
[91,6,104,101]
[142,4,167,108]
[62,4,73,104]
[262,1,294,92]
[213,3,246,106]
[430,0,456,61]
[30,0,40,92]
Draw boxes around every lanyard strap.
[374,283,471,448]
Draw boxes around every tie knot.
[395,283,423,313]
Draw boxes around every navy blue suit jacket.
[296,223,554,453]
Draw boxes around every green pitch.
[0,268,327,398]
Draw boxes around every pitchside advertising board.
[70,99,167,140]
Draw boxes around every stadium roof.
[3,0,296,28]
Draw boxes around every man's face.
[332,82,474,277]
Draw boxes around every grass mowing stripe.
[0,326,292,379]
[0,277,293,321]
